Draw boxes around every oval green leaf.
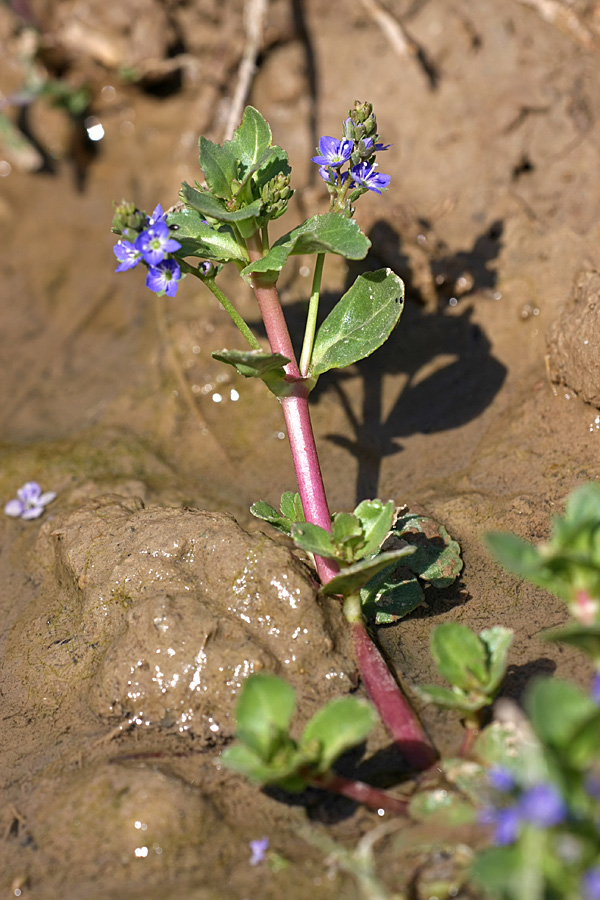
[311,269,404,377]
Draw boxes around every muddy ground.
[2,1,600,898]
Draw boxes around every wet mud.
[2,0,600,897]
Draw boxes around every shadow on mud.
[269,218,507,502]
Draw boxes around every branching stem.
[186,264,262,351]
[299,252,325,376]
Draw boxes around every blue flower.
[135,220,181,266]
[312,136,353,168]
[361,136,391,153]
[146,258,181,297]
[148,203,167,225]
[249,836,269,866]
[113,240,142,272]
[5,482,56,520]
[350,161,391,194]
[582,867,600,900]
[591,673,600,705]
[519,783,566,828]
[480,805,522,845]
[488,767,516,793]
[318,167,353,186]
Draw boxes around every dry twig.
[222,0,269,142]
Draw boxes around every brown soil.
[2,1,600,897]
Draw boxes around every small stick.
[222,0,268,142]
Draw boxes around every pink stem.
[353,622,437,770]
[246,233,435,767]
[311,772,409,815]
[247,235,339,584]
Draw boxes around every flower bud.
[111,199,147,236]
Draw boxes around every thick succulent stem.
[352,622,437,771]
[246,233,339,584]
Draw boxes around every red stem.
[247,234,339,583]
[353,622,437,770]
[311,771,409,816]
[246,232,436,768]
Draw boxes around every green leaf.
[167,209,247,264]
[221,743,286,783]
[473,721,545,783]
[409,787,475,826]
[198,136,238,199]
[525,677,597,753]
[249,492,304,537]
[181,182,264,223]
[221,743,309,792]
[543,621,600,663]
[361,570,424,624]
[394,513,463,587]
[480,626,514,693]
[320,547,416,597]
[300,697,376,774]
[442,758,489,806]
[311,269,404,377]
[211,348,289,379]
[291,522,337,559]
[279,492,304,525]
[225,106,272,168]
[470,846,524,899]
[244,145,290,195]
[416,684,485,712]
[352,499,395,559]
[485,532,553,587]
[250,500,293,536]
[430,623,488,691]
[563,481,600,526]
[240,213,370,283]
[331,512,363,547]
[234,673,296,760]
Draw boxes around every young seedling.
[111,102,440,770]
[417,623,513,753]
[486,482,600,667]
[222,672,409,815]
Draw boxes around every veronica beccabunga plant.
[111,101,444,784]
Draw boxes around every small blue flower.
[148,203,167,225]
[318,166,353,186]
[519,783,566,828]
[312,136,353,168]
[5,482,56,520]
[146,258,181,297]
[591,673,600,705]
[135,221,181,266]
[585,773,600,802]
[114,240,142,272]
[350,161,391,194]
[361,136,391,153]
[249,836,269,866]
[582,867,600,900]
[480,805,522,845]
[488,767,516,793]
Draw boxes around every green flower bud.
[259,172,294,222]
[111,199,147,235]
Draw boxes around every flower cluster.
[113,203,182,297]
[480,768,567,845]
[312,101,391,212]
[5,481,56,520]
